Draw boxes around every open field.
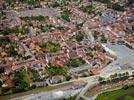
[95,86,134,100]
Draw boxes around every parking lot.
[101,44,134,74]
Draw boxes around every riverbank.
[95,85,134,100]
[84,74,134,100]
[0,82,73,100]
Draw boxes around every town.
[0,0,134,100]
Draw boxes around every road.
[18,7,60,17]
[76,76,99,100]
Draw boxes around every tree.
[66,76,71,81]
[51,1,60,8]
[76,22,84,29]
[66,58,86,68]
[94,0,111,4]
[0,67,4,74]
[46,64,67,76]
[125,72,129,76]
[98,76,106,84]
[61,9,71,22]
[112,3,124,11]
[101,34,107,43]
[80,5,93,14]
[12,69,31,92]
[39,41,61,53]
[75,32,84,42]
[1,87,10,95]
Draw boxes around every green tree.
[0,67,4,74]
[12,69,31,92]
[46,64,66,76]
[61,9,71,22]
[39,41,61,53]
[101,34,107,43]
[75,32,84,42]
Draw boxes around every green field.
[95,86,134,100]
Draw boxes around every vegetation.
[0,37,10,47]
[80,5,93,14]
[46,65,67,76]
[66,58,86,68]
[12,0,37,5]
[21,16,49,21]
[96,85,134,100]
[39,41,61,53]
[61,9,71,22]
[0,28,19,35]
[75,31,85,42]
[5,41,19,57]
[112,3,124,11]
[76,22,84,29]
[12,69,32,93]
[51,1,60,8]
[98,72,130,84]
[1,69,32,95]
[30,70,41,81]
[0,67,4,74]
[41,24,56,32]
[100,34,107,43]
[0,27,28,35]
[94,0,111,4]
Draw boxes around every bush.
[0,28,19,35]
[1,88,10,94]
[39,41,61,53]
[61,9,71,22]
[95,0,111,4]
[46,65,67,76]
[122,85,129,90]
[75,32,84,42]
[66,58,86,68]
[80,5,93,14]
[112,3,124,11]
[0,67,4,74]
[66,76,71,81]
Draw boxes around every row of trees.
[0,27,28,36]
[98,72,131,84]
[21,16,49,22]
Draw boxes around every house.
[55,60,64,67]
[2,79,14,88]
[50,75,66,84]
[67,50,78,59]
[90,67,99,75]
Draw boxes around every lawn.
[66,58,86,68]
[95,86,134,100]
[46,65,67,76]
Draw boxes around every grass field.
[95,86,134,100]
